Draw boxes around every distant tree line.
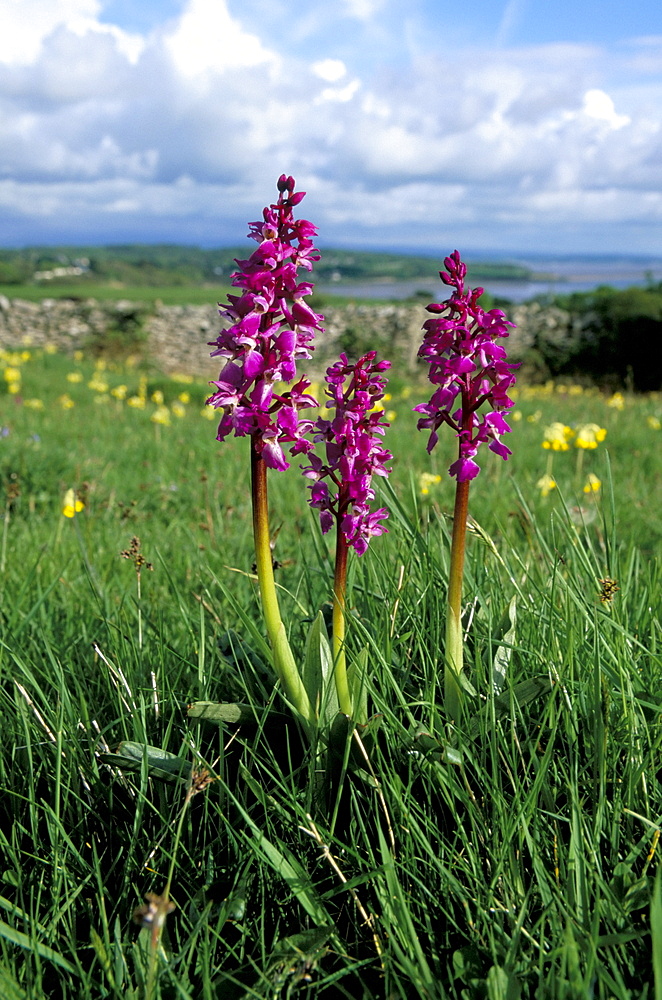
[0,244,530,289]
[527,282,662,391]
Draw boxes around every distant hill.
[0,243,531,289]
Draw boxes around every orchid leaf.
[187,701,291,727]
[492,595,517,693]
[302,611,338,726]
[347,647,369,724]
[98,741,191,783]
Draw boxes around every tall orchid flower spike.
[207,174,323,470]
[207,176,324,730]
[415,251,518,723]
[303,351,392,716]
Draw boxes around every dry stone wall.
[0,294,576,380]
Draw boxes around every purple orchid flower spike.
[302,351,393,717]
[206,176,325,731]
[415,251,518,724]
[303,351,393,556]
[206,174,323,469]
[414,250,519,481]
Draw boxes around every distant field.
[0,282,408,309]
[0,283,233,305]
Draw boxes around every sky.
[1,0,661,257]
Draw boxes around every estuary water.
[317,259,662,304]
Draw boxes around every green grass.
[0,282,416,310]
[0,283,235,306]
[1,348,661,998]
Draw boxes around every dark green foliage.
[540,283,662,390]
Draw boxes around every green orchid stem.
[445,476,470,724]
[250,440,315,730]
[332,520,353,717]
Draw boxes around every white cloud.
[312,58,347,83]
[164,0,278,77]
[582,89,630,129]
[316,79,360,104]
[0,0,144,67]
[0,1,660,252]
[0,0,100,65]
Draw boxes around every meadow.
[1,343,662,998]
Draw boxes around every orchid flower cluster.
[303,351,392,556]
[206,174,323,471]
[207,181,517,731]
[415,250,518,481]
[414,252,519,721]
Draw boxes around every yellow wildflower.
[171,401,186,418]
[511,410,522,422]
[58,394,75,409]
[127,395,146,409]
[111,384,128,400]
[647,415,661,430]
[583,473,601,493]
[44,344,58,355]
[419,472,442,496]
[4,367,21,383]
[151,389,164,405]
[73,350,84,362]
[537,474,557,497]
[177,391,190,404]
[88,376,109,393]
[7,382,21,395]
[607,392,625,410]
[151,405,171,426]
[542,423,574,451]
[23,398,44,410]
[575,424,607,449]
[62,489,84,518]
[201,405,216,420]
[67,372,83,383]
